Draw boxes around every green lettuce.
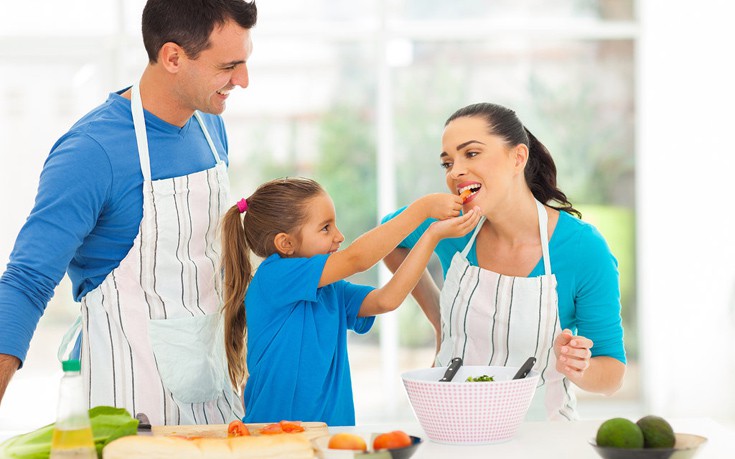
[0,406,138,459]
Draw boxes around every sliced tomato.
[258,423,284,435]
[170,435,204,440]
[279,420,305,433]
[227,419,251,437]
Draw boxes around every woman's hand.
[553,329,625,395]
[554,328,593,378]
[414,193,464,221]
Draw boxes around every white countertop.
[330,418,731,459]
[1,418,730,458]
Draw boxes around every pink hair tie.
[237,198,248,213]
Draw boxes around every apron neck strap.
[460,216,485,259]
[193,111,225,165]
[131,83,223,182]
[536,200,552,275]
[131,84,152,181]
[458,200,553,275]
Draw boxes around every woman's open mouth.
[458,183,481,203]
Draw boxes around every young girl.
[220,177,480,426]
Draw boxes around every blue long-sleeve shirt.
[0,89,229,365]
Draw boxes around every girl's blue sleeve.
[340,281,375,334]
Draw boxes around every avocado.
[596,417,645,449]
[636,415,676,448]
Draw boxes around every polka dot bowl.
[401,365,539,444]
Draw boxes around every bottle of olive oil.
[50,359,96,459]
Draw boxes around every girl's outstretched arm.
[358,208,482,316]
[319,193,462,287]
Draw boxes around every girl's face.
[292,192,345,258]
[440,116,526,213]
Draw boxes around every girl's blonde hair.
[221,177,325,389]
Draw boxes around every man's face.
[176,20,253,115]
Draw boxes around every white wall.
[637,0,735,421]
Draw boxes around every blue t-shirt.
[0,88,229,364]
[382,208,626,364]
[243,253,375,426]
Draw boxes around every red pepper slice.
[227,419,251,437]
[279,420,305,433]
[258,423,284,435]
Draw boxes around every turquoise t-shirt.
[382,208,626,364]
[243,253,376,426]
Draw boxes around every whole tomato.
[373,430,412,450]
[227,420,251,437]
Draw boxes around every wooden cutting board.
[152,422,329,441]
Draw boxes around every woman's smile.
[457,181,482,204]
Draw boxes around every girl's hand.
[414,193,464,221]
[427,207,482,240]
[554,329,594,378]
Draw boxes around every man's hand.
[0,353,21,404]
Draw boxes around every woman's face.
[440,116,525,213]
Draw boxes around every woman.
[383,102,626,420]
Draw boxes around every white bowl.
[401,365,539,444]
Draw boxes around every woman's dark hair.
[142,0,257,63]
[220,177,324,389]
[446,102,581,218]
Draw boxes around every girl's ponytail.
[221,204,252,390]
[524,128,581,218]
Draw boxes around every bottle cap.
[62,359,81,372]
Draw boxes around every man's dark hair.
[142,0,257,63]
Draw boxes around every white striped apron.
[58,83,244,425]
[435,200,577,420]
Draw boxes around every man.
[0,0,257,425]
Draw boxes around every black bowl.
[362,436,422,459]
[589,433,707,459]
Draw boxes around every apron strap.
[130,85,224,182]
[536,200,552,275]
[193,111,225,164]
[131,84,152,181]
[458,202,552,275]
[57,315,82,362]
[460,216,485,259]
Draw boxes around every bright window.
[0,0,638,428]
